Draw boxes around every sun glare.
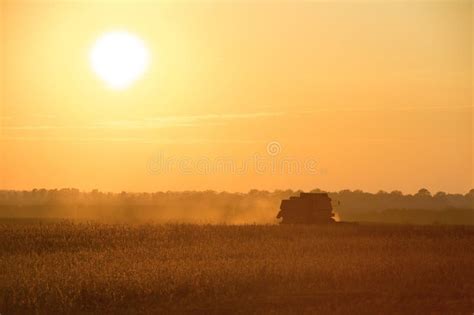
[90,31,150,90]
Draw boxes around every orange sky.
[0,0,472,193]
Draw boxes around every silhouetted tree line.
[0,188,473,224]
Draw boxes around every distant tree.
[465,189,474,198]
[416,188,431,197]
[434,191,447,198]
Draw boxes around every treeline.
[0,188,473,225]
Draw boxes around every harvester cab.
[276,192,336,224]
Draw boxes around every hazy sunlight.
[90,31,150,90]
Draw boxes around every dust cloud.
[0,189,473,225]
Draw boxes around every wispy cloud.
[298,105,473,113]
[3,105,470,132]
[1,111,284,131]
[96,111,285,129]
[2,125,72,130]
[0,135,257,144]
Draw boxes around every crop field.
[0,221,473,314]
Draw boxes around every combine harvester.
[276,192,337,224]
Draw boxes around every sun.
[90,31,150,90]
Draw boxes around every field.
[0,221,473,314]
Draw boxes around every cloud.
[1,111,285,131]
[98,111,285,129]
[4,105,469,132]
[0,135,257,144]
[299,105,473,113]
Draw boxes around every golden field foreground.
[0,221,473,314]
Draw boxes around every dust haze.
[1,188,473,225]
